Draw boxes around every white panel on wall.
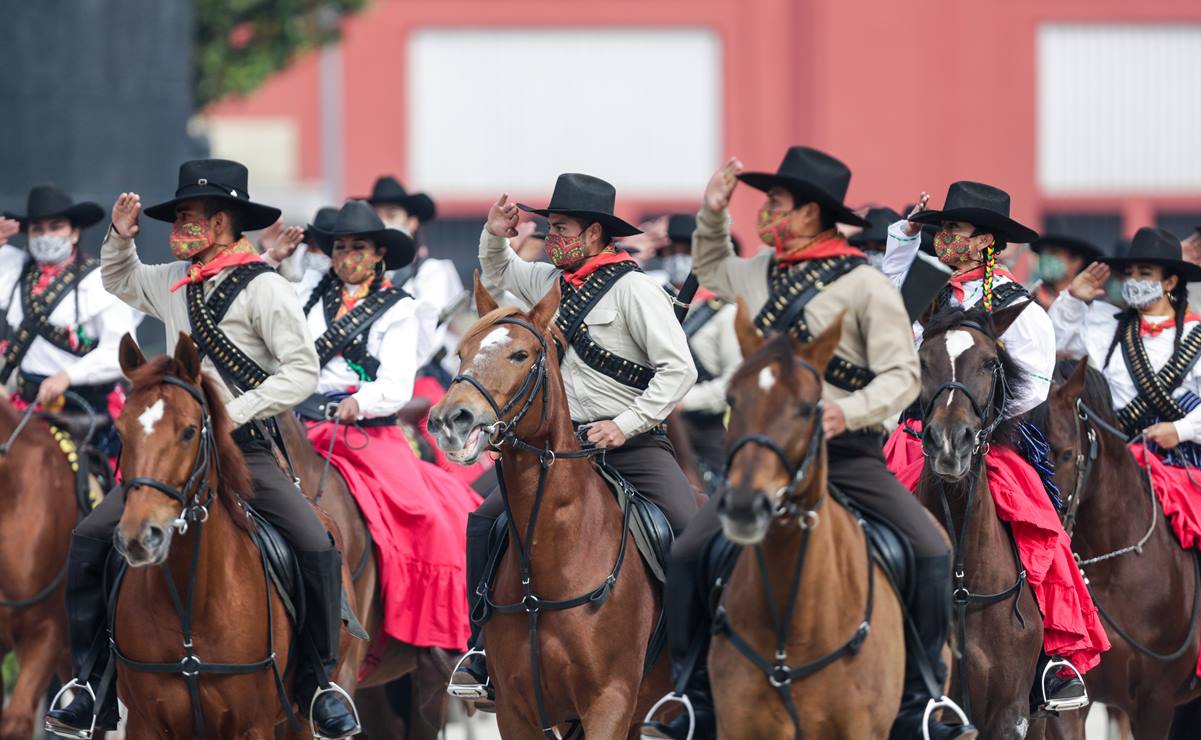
[1038,23,1201,195]
[207,116,299,187]
[406,28,722,199]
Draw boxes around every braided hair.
[1101,269,1190,368]
[980,234,999,313]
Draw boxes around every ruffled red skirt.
[885,425,1110,674]
[306,421,482,650]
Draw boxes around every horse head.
[113,333,249,566]
[718,299,841,545]
[429,274,563,464]
[918,302,1030,481]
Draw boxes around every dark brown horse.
[708,305,906,738]
[1041,359,1201,740]
[427,278,670,739]
[916,304,1046,739]
[0,392,75,740]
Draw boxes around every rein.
[1062,398,1201,663]
[712,358,874,740]
[103,375,298,738]
[921,322,1028,720]
[449,316,629,739]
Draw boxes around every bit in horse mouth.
[444,424,487,465]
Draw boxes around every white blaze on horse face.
[138,398,165,437]
[470,327,511,370]
[943,330,974,406]
[759,366,776,391]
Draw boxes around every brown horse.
[427,278,669,739]
[708,306,906,738]
[916,304,1046,739]
[1040,359,1201,740]
[0,393,75,740]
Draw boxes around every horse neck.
[919,460,1003,556]
[163,472,242,618]
[1073,434,1163,556]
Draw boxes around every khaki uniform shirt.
[691,206,920,431]
[680,301,741,415]
[478,229,697,438]
[101,228,319,427]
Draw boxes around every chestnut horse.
[915,305,1046,739]
[1040,359,1201,740]
[428,279,669,739]
[709,307,906,738]
[0,393,74,740]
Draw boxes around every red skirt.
[885,425,1110,674]
[306,421,482,650]
[412,375,492,486]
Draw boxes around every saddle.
[702,490,915,610]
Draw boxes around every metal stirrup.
[44,679,98,740]
[446,647,491,700]
[921,695,971,740]
[640,692,695,740]
[1040,658,1089,711]
[308,682,361,740]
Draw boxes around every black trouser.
[683,410,727,476]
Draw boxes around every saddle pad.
[592,460,675,584]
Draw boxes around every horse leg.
[0,620,60,740]
[579,685,637,740]
[1042,710,1084,740]
[495,703,552,740]
[1129,701,1177,740]
[404,649,452,739]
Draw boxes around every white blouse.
[1049,290,1201,443]
[296,269,437,419]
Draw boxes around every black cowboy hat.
[908,181,1039,244]
[4,185,104,230]
[310,200,416,271]
[517,173,642,238]
[303,206,338,249]
[848,206,902,247]
[737,146,870,228]
[666,213,697,245]
[144,159,281,231]
[1103,226,1201,283]
[360,176,437,224]
[1030,233,1103,262]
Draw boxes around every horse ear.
[173,332,203,384]
[797,311,845,372]
[991,299,1032,337]
[530,281,561,331]
[119,333,146,376]
[474,270,499,316]
[1060,356,1090,402]
[734,297,764,357]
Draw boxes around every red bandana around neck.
[561,249,637,289]
[774,233,866,266]
[1141,312,1201,338]
[169,237,262,292]
[947,264,1018,303]
[31,253,78,296]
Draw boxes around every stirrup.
[309,682,361,740]
[640,692,695,740]
[1040,658,1089,712]
[446,647,491,700]
[921,696,974,740]
[43,679,97,740]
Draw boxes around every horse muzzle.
[427,404,492,466]
[924,421,976,481]
[717,489,772,545]
[116,520,174,567]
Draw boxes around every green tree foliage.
[195,0,367,109]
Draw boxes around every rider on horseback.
[45,160,360,740]
[644,147,973,740]
[0,185,140,460]
[884,181,1093,713]
[448,173,700,703]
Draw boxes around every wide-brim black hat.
[517,173,642,238]
[1030,233,1103,262]
[303,206,339,249]
[908,181,1039,244]
[1103,226,1201,282]
[144,159,281,231]
[665,213,697,246]
[4,184,104,230]
[737,146,870,228]
[310,200,416,271]
[848,206,902,247]
[360,176,437,224]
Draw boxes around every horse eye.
[509,350,529,363]
[181,426,197,442]
[1058,450,1074,464]
[796,404,815,419]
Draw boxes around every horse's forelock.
[731,333,802,394]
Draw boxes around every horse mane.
[921,305,1030,445]
[1051,358,1120,425]
[125,356,254,533]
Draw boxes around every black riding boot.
[44,534,120,739]
[889,554,977,740]
[295,548,360,739]
[448,512,495,706]
[642,543,716,740]
[1031,651,1088,715]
